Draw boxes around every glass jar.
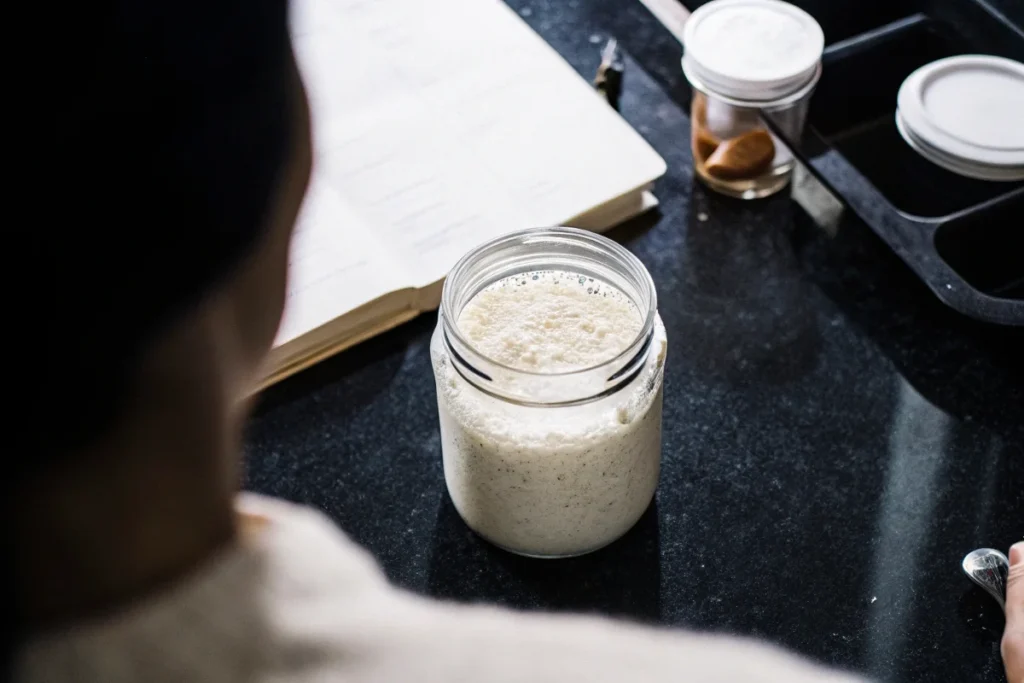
[430,227,667,558]
[682,0,824,199]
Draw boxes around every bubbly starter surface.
[433,271,667,557]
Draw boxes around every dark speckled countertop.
[245,1,1024,681]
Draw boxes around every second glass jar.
[681,0,825,199]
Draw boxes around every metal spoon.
[962,548,1009,612]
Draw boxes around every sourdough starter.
[432,271,667,557]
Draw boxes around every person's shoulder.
[385,599,870,683]
[239,492,390,598]
[240,494,869,683]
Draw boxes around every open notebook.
[264,0,667,388]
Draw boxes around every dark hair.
[27,0,294,467]
[8,0,295,669]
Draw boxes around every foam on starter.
[432,270,667,557]
[457,271,643,372]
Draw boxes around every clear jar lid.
[682,0,824,103]
[896,55,1024,182]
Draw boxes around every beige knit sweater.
[17,494,866,682]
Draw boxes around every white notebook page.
[276,179,406,345]
[279,0,666,345]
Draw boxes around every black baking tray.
[687,0,1024,325]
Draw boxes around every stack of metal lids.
[896,54,1024,182]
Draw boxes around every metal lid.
[682,0,824,102]
[896,55,1024,182]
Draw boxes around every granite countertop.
[246,1,1024,681]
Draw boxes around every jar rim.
[440,226,657,383]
